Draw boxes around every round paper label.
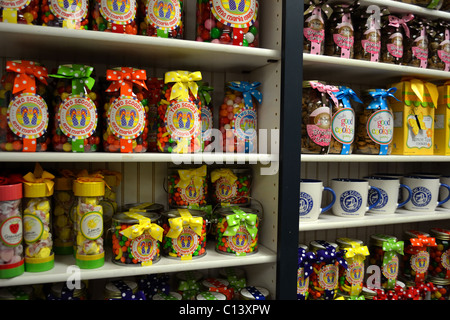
[382,255,399,280]
[226,225,251,253]
[145,0,182,30]
[411,251,429,274]
[131,234,158,263]
[318,264,338,290]
[346,261,364,286]
[0,216,22,247]
[100,0,136,24]
[234,108,257,141]
[0,0,31,10]
[50,0,88,21]
[215,177,237,202]
[23,214,43,243]
[80,212,103,240]
[297,268,309,296]
[180,181,203,204]
[210,0,258,28]
[58,94,97,140]
[172,227,198,256]
[7,93,48,139]
[165,101,200,140]
[367,110,394,145]
[331,108,354,144]
[107,96,145,139]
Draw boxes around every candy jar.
[0,179,24,278]
[53,174,75,255]
[368,234,404,290]
[428,21,450,71]
[324,2,358,59]
[0,285,34,300]
[156,70,203,153]
[146,77,163,152]
[111,210,163,266]
[405,18,431,69]
[308,240,347,300]
[219,81,262,153]
[429,228,450,280]
[336,237,369,298]
[161,208,207,260]
[429,278,450,300]
[0,60,50,152]
[104,279,146,300]
[49,64,100,152]
[46,282,87,300]
[138,0,184,38]
[167,165,208,208]
[73,174,105,269]
[380,14,413,65]
[303,0,332,55]
[103,67,149,153]
[22,163,55,272]
[0,0,39,24]
[238,286,270,300]
[201,278,233,300]
[175,270,203,299]
[301,81,335,154]
[40,0,89,29]
[214,206,259,256]
[329,85,362,154]
[211,167,251,205]
[219,267,247,297]
[90,0,138,34]
[138,273,170,300]
[198,81,214,150]
[354,88,396,155]
[196,0,259,47]
[298,244,315,300]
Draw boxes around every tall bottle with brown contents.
[380,14,414,65]
[303,0,332,55]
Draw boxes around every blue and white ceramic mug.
[365,176,412,214]
[299,179,336,222]
[331,178,381,218]
[402,175,450,212]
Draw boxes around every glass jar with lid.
[401,230,436,283]
[429,228,450,280]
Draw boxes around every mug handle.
[397,184,412,208]
[320,187,336,213]
[438,183,450,206]
[368,186,382,210]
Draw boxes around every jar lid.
[298,244,308,250]
[430,228,450,240]
[113,211,161,224]
[428,276,450,286]
[369,234,397,246]
[73,179,105,197]
[104,280,137,299]
[51,282,86,298]
[163,208,206,219]
[362,286,377,299]
[0,183,22,201]
[215,206,259,217]
[309,240,338,253]
[239,286,270,300]
[196,291,227,300]
[336,237,364,249]
[152,292,182,300]
[202,278,229,289]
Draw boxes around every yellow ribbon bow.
[403,77,439,109]
[343,241,370,259]
[211,168,238,185]
[175,165,207,190]
[166,209,203,238]
[165,71,202,101]
[120,212,163,242]
[23,163,55,197]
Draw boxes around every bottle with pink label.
[428,21,450,71]
[380,14,414,65]
[303,0,332,55]
[406,18,431,69]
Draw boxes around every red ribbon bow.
[389,14,414,38]
[6,60,48,95]
[105,67,148,96]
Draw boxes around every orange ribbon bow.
[105,67,148,96]
[6,60,48,95]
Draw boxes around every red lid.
[0,183,22,201]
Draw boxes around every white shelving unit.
[0,0,283,298]
[300,1,450,246]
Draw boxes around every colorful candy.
[429,228,450,280]
[146,77,164,152]
[138,0,184,38]
[90,0,138,34]
[201,278,233,300]
[53,175,75,255]
[0,0,39,24]
[40,0,89,29]
[196,0,259,47]
[198,81,214,150]
[0,60,50,152]
[167,165,208,208]
[211,168,251,205]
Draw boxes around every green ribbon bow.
[178,279,200,292]
[224,206,258,239]
[197,81,214,107]
[228,275,246,290]
[382,238,404,289]
[50,64,95,95]
[349,295,365,300]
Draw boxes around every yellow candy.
[83,242,98,254]
[56,215,68,228]
[0,90,6,99]
[61,92,70,101]
[41,230,49,240]
[35,247,51,259]
[37,200,50,212]
[5,142,13,151]
[437,244,444,251]
[77,233,86,245]
[23,12,34,23]
[88,92,97,101]
[59,227,71,240]
[85,197,98,205]
[62,143,72,152]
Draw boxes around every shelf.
[0,152,277,164]
[360,0,450,20]
[0,243,276,287]
[299,207,450,231]
[301,154,450,163]
[0,23,280,73]
[303,54,450,86]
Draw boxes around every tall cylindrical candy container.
[50,64,100,152]
[138,0,184,38]
[167,165,208,208]
[162,208,207,260]
[329,86,361,154]
[73,174,105,269]
[53,173,75,255]
[308,240,347,300]
[211,168,251,205]
[405,18,430,69]
[111,210,163,266]
[368,234,404,290]
[301,81,335,154]
[297,244,314,300]
[214,206,259,256]
[336,237,369,298]
[428,21,450,71]
[380,14,413,65]
[0,0,39,24]
[196,0,259,47]
[303,0,332,55]
[429,228,450,281]
[0,179,24,278]
[157,70,203,153]
[22,164,55,272]
[220,81,262,154]
[90,0,138,34]
[146,77,163,152]
[40,0,89,29]
[198,81,214,150]
[0,60,50,152]
[103,67,149,153]
[355,88,396,155]
[401,230,436,284]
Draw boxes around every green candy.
[249,26,258,36]
[210,27,221,39]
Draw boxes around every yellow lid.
[24,182,54,198]
[73,179,105,197]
